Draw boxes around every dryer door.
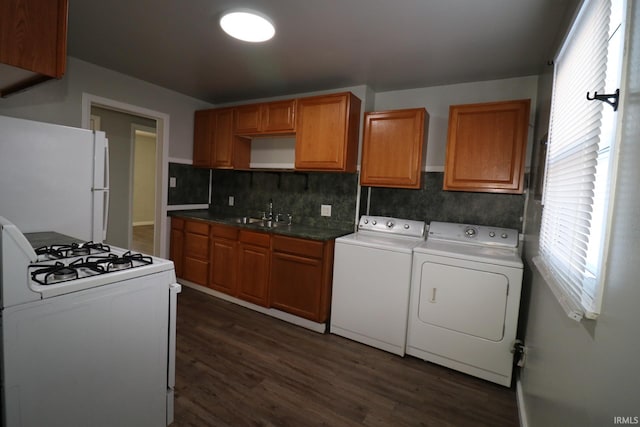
[417,261,509,341]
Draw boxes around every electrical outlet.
[228,196,235,206]
[169,177,177,188]
[321,204,332,217]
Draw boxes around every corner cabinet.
[270,235,335,322]
[193,108,250,169]
[0,0,68,97]
[295,92,361,172]
[444,99,530,194]
[360,108,428,189]
[234,99,296,135]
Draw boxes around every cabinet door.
[170,228,184,278]
[234,104,261,134]
[261,100,296,133]
[237,243,270,307]
[444,99,530,194]
[211,108,235,168]
[361,108,427,189]
[0,0,68,78]
[295,92,360,172]
[270,251,323,321]
[193,110,213,167]
[209,237,238,295]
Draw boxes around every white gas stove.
[1,217,180,426]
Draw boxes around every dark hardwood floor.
[173,287,520,427]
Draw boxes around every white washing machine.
[407,221,523,387]
[330,215,426,356]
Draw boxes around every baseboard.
[516,377,528,427]
[133,221,155,226]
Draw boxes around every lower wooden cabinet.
[169,217,184,278]
[209,224,238,295]
[170,218,336,322]
[270,235,334,322]
[237,230,271,307]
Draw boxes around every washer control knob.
[489,231,496,238]
[465,227,477,237]
[372,220,377,225]
[501,233,508,239]
[386,221,394,228]
[404,224,410,230]
[363,219,369,224]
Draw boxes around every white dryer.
[406,221,523,387]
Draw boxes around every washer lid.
[336,231,424,253]
[414,239,523,268]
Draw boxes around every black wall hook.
[586,88,619,111]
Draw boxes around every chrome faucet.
[268,198,274,220]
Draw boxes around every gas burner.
[107,258,133,271]
[52,267,77,282]
[30,262,79,285]
[71,246,91,256]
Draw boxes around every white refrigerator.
[0,114,109,242]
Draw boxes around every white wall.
[373,76,539,171]
[0,57,212,160]
[519,2,640,425]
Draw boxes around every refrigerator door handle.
[102,139,110,241]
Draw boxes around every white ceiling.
[67,0,580,104]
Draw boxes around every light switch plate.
[321,204,332,217]
[228,196,235,206]
[169,177,176,188]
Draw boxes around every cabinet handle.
[429,288,437,303]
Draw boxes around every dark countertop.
[168,210,353,241]
[24,232,83,249]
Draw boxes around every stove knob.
[387,221,394,228]
[372,220,377,225]
[501,233,508,239]
[404,224,410,230]
[489,231,496,238]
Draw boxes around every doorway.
[82,94,170,257]
[131,126,157,254]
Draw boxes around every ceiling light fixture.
[220,10,275,43]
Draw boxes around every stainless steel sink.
[233,216,262,225]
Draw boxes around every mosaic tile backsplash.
[168,163,210,205]
[205,170,525,232]
[209,170,359,231]
[364,172,525,231]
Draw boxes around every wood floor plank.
[173,287,519,426]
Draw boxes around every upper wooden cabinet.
[444,99,530,194]
[360,108,429,189]
[193,108,250,169]
[234,99,296,135]
[295,92,361,172]
[0,0,68,97]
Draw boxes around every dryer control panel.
[427,221,518,248]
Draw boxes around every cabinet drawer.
[211,223,238,240]
[272,235,323,259]
[185,220,209,235]
[185,233,209,259]
[239,230,270,247]
[171,217,184,230]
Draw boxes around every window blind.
[535,0,617,320]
